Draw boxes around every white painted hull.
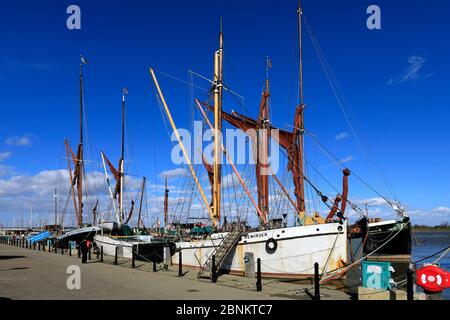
[94,235,150,259]
[173,222,348,279]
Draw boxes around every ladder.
[198,229,243,279]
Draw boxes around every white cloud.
[6,134,35,146]
[353,197,389,207]
[335,132,350,140]
[338,156,353,165]
[388,55,432,85]
[159,168,188,179]
[221,173,243,189]
[0,151,11,161]
[432,206,450,214]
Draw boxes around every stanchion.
[211,255,217,283]
[132,245,136,268]
[256,258,262,291]
[81,241,87,264]
[178,251,183,277]
[407,267,414,301]
[314,262,320,301]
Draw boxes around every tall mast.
[78,55,88,227]
[213,19,224,226]
[296,1,306,213]
[120,89,127,222]
[54,188,58,226]
[138,176,146,229]
[164,177,169,226]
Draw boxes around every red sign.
[416,265,450,293]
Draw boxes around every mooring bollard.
[178,251,183,277]
[256,258,262,292]
[114,246,118,265]
[407,266,414,301]
[314,262,320,301]
[153,261,157,272]
[211,255,217,283]
[100,246,103,262]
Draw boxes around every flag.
[267,57,272,69]
[80,55,88,65]
[123,88,129,95]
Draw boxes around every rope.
[413,245,450,264]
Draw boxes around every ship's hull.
[363,219,411,257]
[173,222,348,279]
[94,235,176,263]
[57,227,100,248]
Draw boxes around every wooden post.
[256,258,262,291]
[407,267,414,301]
[212,255,217,283]
[114,246,118,265]
[178,251,183,277]
[314,262,320,301]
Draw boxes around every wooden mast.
[164,177,169,226]
[296,1,306,215]
[150,68,216,225]
[119,88,127,223]
[77,56,85,227]
[138,177,146,229]
[54,188,58,227]
[257,57,271,226]
[213,19,224,226]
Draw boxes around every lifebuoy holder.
[416,264,450,293]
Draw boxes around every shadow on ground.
[0,255,25,260]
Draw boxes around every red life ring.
[416,265,450,293]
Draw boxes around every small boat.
[57,226,100,248]
[364,217,412,259]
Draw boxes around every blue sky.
[0,0,449,227]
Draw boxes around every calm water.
[346,231,450,300]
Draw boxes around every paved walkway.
[0,244,349,300]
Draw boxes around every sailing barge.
[149,4,354,280]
